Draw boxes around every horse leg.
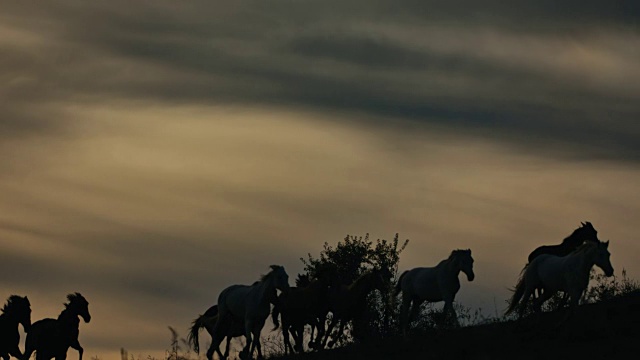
[69,340,83,360]
[532,288,555,314]
[294,324,305,353]
[256,338,263,360]
[408,299,424,327]
[517,286,535,319]
[241,321,253,360]
[282,324,295,354]
[328,319,347,348]
[250,325,262,360]
[205,343,216,360]
[400,294,412,336]
[443,298,459,328]
[219,335,232,360]
[8,345,22,360]
[321,316,338,348]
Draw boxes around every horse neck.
[567,248,598,275]
[562,230,584,248]
[58,308,80,326]
[441,257,461,278]
[255,275,278,303]
[348,274,374,300]
[0,310,18,325]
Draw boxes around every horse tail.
[394,270,409,297]
[271,297,281,330]
[505,264,528,315]
[187,314,207,354]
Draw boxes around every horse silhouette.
[320,268,388,348]
[212,265,290,360]
[507,240,614,320]
[23,293,91,360]
[528,222,600,263]
[395,249,475,335]
[271,275,331,353]
[187,304,245,360]
[527,222,600,301]
[0,295,31,360]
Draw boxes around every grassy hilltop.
[270,290,640,360]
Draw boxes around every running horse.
[506,240,613,320]
[23,293,91,360]
[212,265,290,360]
[320,268,389,348]
[187,304,245,360]
[395,249,475,335]
[271,275,331,353]
[0,295,31,360]
[527,221,600,300]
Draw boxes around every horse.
[528,222,599,263]
[23,293,91,360]
[187,305,245,360]
[526,222,601,303]
[271,276,331,353]
[212,265,290,360]
[506,240,613,320]
[320,268,389,348]
[0,295,31,360]
[395,249,475,335]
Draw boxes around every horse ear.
[581,221,586,226]
[605,240,609,247]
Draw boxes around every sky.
[1,0,639,359]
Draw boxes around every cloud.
[1,1,639,161]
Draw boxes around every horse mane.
[570,240,600,255]
[65,292,86,308]
[562,221,595,244]
[260,265,283,282]
[448,249,471,262]
[2,295,28,313]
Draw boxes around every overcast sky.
[1,1,639,359]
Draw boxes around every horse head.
[570,221,600,246]
[454,249,475,281]
[268,265,291,294]
[67,292,91,323]
[3,295,31,332]
[594,240,614,277]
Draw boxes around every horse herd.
[0,293,90,360]
[185,221,613,360]
[1,222,614,360]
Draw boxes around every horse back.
[528,244,566,263]
[403,267,448,302]
[218,284,254,319]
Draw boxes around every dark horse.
[320,269,389,348]
[271,276,331,353]
[528,222,600,263]
[23,293,91,360]
[0,295,31,360]
[525,222,600,302]
[187,304,245,360]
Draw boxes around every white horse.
[395,249,475,335]
[506,240,613,319]
[212,265,290,360]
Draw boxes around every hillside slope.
[273,291,640,360]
